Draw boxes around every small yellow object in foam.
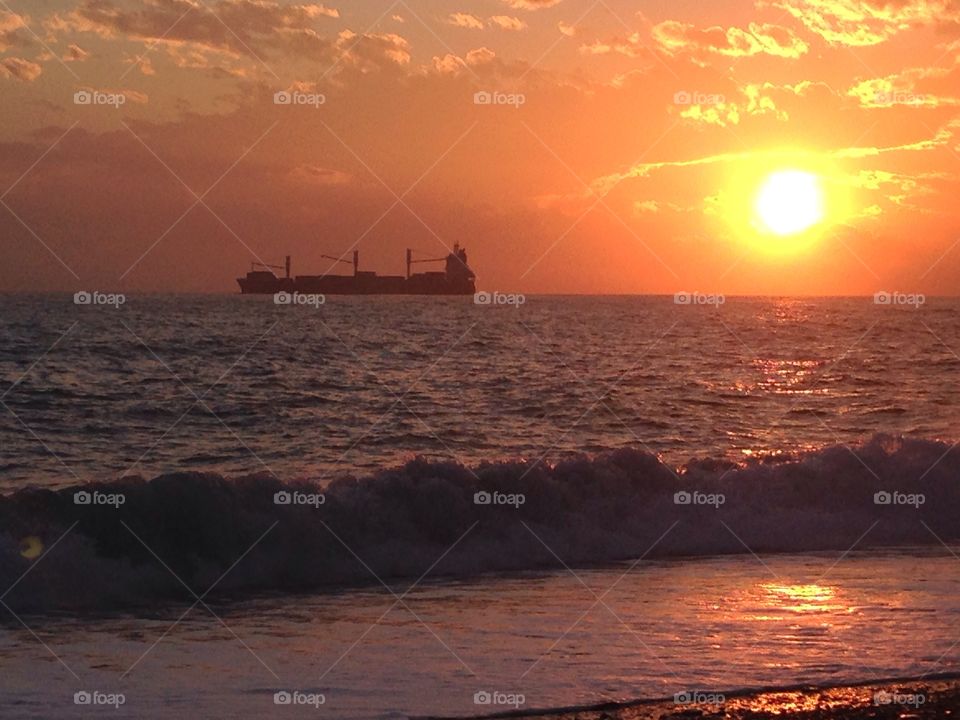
[19,536,43,560]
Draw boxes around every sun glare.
[715,154,849,259]
[754,170,824,236]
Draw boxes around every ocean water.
[2,295,960,718]
[2,294,959,487]
[3,548,960,719]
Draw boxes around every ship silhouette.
[238,244,476,296]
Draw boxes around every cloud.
[448,13,484,29]
[768,0,960,46]
[671,84,788,128]
[0,10,31,52]
[0,56,42,81]
[652,20,809,60]
[303,4,339,19]
[557,21,577,37]
[580,32,653,58]
[465,47,496,65]
[64,43,89,61]
[585,120,960,201]
[333,30,411,69]
[449,13,527,31]
[679,103,741,127]
[847,64,960,108]
[290,164,353,185]
[430,46,497,75]
[489,15,527,31]
[501,0,562,10]
[51,0,344,63]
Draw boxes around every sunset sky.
[1,0,959,294]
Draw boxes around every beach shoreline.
[425,673,960,720]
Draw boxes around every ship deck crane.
[251,256,290,279]
[406,248,448,279]
[321,251,359,276]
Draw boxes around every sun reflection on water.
[762,583,847,614]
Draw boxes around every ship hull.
[237,275,476,296]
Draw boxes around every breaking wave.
[1,434,958,611]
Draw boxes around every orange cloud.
[0,56,41,81]
[489,15,527,31]
[0,10,30,52]
[64,43,89,61]
[580,32,652,58]
[652,20,809,60]
[501,0,562,9]
[847,63,960,108]
[448,13,484,30]
[51,0,342,62]
[769,0,960,46]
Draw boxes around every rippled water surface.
[2,295,958,488]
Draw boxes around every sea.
[1,294,959,718]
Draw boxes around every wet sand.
[431,674,960,720]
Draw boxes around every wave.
[1,434,958,611]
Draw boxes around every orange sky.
[0,0,959,294]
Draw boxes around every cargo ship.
[237,244,476,295]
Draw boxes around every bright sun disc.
[754,170,824,236]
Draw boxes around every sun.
[754,170,824,236]
[715,151,853,258]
